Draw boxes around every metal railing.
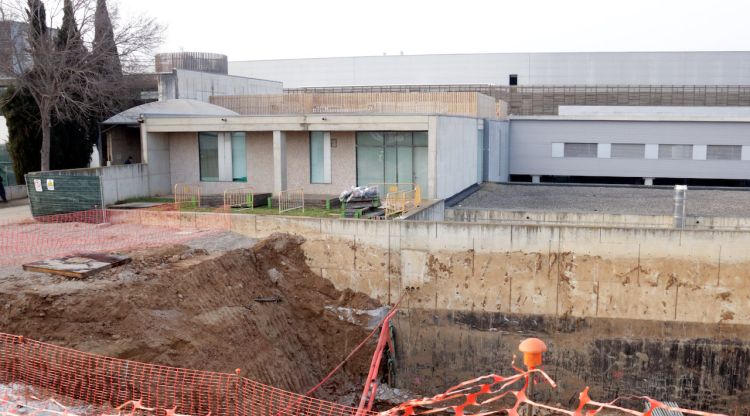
[174,183,201,209]
[223,186,256,211]
[377,184,421,218]
[278,188,305,213]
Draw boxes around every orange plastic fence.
[384,361,727,416]
[0,333,374,416]
[0,209,230,265]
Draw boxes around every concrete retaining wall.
[125,210,750,325]
[119,211,750,410]
[99,164,150,204]
[401,199,445,221]
[446,207,750,230]
[6,185,26,201]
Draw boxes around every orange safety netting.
[384,361,727,416]
[0,333,374,416]
[0,209,231,265]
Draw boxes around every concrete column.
[644,177,654,186]
[273,130,287,195]
[532,175,541,184]
[427,117,438,199]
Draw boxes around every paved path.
[0,198,32,223]
[455,183,750,217]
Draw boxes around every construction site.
[3,44,750,416]
[0,178,749,416]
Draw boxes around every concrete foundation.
[117,210,750,411]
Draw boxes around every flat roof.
[454,183,750,218]
[510,114,750,123]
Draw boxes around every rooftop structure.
[229,51,750,88]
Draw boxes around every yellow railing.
[223,186,256,211]
[381,184,422,219]
[174,183,201,209]
[279,188,305,213]
[367,183,421,200]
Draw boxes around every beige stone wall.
[247,132,274,193]
[286,131,356,195]
[169,131,276,195]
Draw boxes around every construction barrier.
[174,184,202,209]
[0,333,373,416]
[278,188,304,214]
[223,187,256,211]
[0,331,729,416]
[385,366,726,416]
[0,209,228,266]
[372,184,421,219]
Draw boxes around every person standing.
[0,175,6,203]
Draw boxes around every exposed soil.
[0,233,382,403]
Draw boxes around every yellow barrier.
[383,188,421,218]
[174,183,201,209]
[223,186,256,211]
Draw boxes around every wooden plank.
[22,253,131,279]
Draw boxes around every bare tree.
[0,0,162,171]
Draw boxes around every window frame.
[198,132,220,182]
[706,145,742,161]
[610,143,646,159]
[309,131,332,184]
[563,142,598,158]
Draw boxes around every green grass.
[113,197,344,218]
[182,206,341,217]
[230,206,341,217]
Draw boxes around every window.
[509,74,518,86]
[658,144,693,160]
[563,143,597,158]
[611,144,645,159]
[310,132,331,183]
[707,145,741,160]
[356,131,428,194]
[231,132,247,182]
[199,133,219,181]
[199,132,246,182]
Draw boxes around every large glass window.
[231,132,247,182]
[199,133,219,181]
[659,144,693,160]
[199,132,247,182]
[356,131,428,194]
[310,131,331,183]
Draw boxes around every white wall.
[0,115,8,145]
[145,132,172,195]
[100,164,150,204]
[229,51,750,88]
[434,116,481,199]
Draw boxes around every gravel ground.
[454,183,750,217]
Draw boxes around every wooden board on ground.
[22,253,131,278]
[109,202,167,209]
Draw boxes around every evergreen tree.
[2,87,41,183]
[92,0,121,80]
[56,0,85,55]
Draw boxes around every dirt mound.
[0,233,382,402]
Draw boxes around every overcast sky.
[122,0,750,61]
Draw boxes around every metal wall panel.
[230,52,750,88]
[509,119,750,179]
